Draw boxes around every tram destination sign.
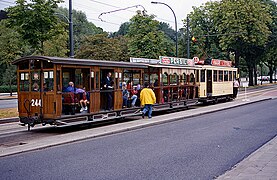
[159,56,195,66]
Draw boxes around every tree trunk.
[254,63,257,85]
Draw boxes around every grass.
[0,108,18,119]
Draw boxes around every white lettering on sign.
[31,99,41,106]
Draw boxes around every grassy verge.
[0,108,18,119]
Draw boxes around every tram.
[13,56,237,130]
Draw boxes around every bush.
[0,85,17,93]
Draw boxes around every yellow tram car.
[13,56,236,130]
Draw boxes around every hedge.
[0,85,17,93]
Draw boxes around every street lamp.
[151,1,178,57]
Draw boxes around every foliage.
[127,14,173,59]
[110,22,130,38]
[6,0,65,54]
[0,85,17,93]
[76,33,128,61]
[186,1,228,60]
[55,7,103,51]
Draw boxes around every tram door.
[41,70,56,119]
[206,70,212,97]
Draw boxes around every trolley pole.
[69,0,74,58]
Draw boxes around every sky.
[0,0,211,32]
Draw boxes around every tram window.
[213,70,218,82]
[43,61,54,69]
[200,70,205,82]
[31,71,40,92]
[190,73,194,83]
[161,73,168,86]
[233,71,236,80]
[56,71,61,91]
[224,71,228,81]
[62,72,70,88]
[75,69,83,87]
[19,61,29,70]
[43,71,54,91]
[195,70,199,82]
[150,74,159,86]
[181,73,187,85]
[144,73,149,85]
[133,73,140,86]
[19,72,30,91]
[229,71,232,81]
[219,71,223,82]
[170,73,178,85]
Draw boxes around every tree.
[261,0,277,83]
[127,13,172,59]
[6,0,65,55]
[186,1,228,60]
[215,0,272,86]
[76,33,128,61]
[55,7,103,52]
[0,20,23,95]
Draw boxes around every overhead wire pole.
[69,0,74,58]
[186,16,190,59]
[151,2,178,58]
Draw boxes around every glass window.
[229,71,232,81]
[224,71,228,81]
[20,72,30,91]
[213,70,218,82]
[182,73,187,84]
[162,73,168,86]
[200,70,205,82]
[170,73,178,85]
[31,71,40,92]
[233,71,237,80]
[43,71,54,91]
[190,73,195,83]
[56,71,61,91]
[219,71,223,82]
[150,73,159,87]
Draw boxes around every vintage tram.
[13,56,237,130]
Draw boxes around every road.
[0,98,276,179]
[0,99,17,109]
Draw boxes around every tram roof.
[12,56,149,68]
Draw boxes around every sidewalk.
[0,93,276,179]
[217,136,277,180]
[0,93,17,100]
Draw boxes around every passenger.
[140,82,156,119]
[102,72,113,110]
[233,78,239,98]
[79,87,88,112]
[65,81,75,92]
[122,82,129,108]
[32,82,39,92]
[130,86,138,107]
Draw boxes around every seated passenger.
[65,81,75,92]
[122,82,129,108]
[79,87,89,112]
[130,86,138,107]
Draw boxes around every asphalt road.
[0,99,17,109]
[1,98,277,179]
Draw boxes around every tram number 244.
[31,99,41,107]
